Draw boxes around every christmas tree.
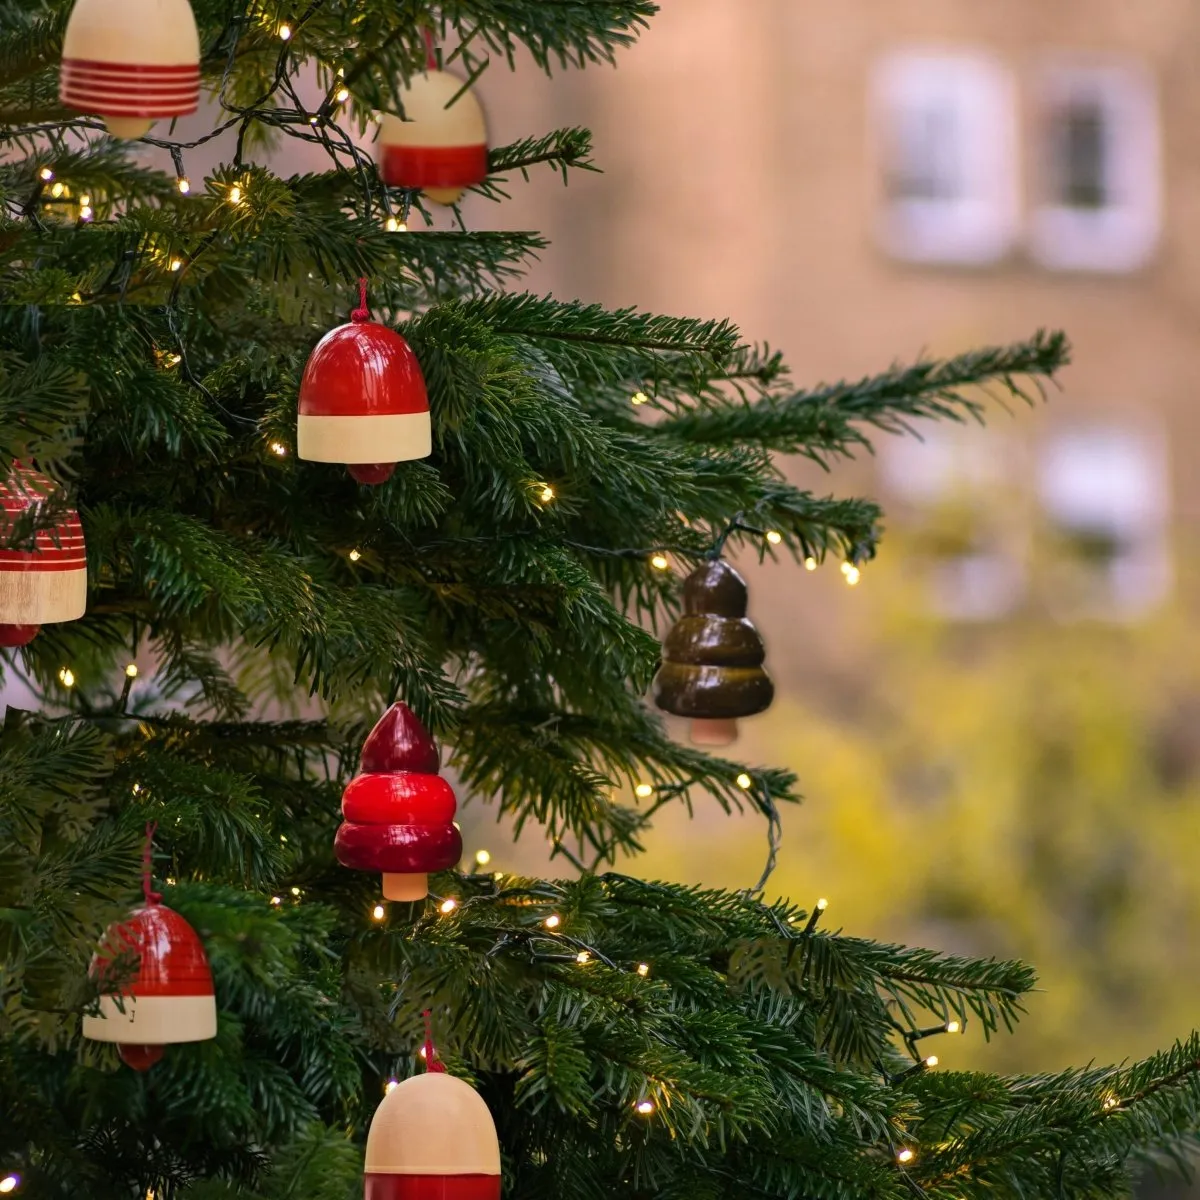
[3,3,1199,1198]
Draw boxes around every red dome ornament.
[377,68,489,206]
[0,465,87,648]
[297,280,430,486]
[364,1015,501,1200]
[335,703,461,902]
[60,0,201,140]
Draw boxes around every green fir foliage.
[1,2,1193,1199]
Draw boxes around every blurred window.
[1030,62,1161,272]
[1037,424,1170,618]
[873,50,1018,265]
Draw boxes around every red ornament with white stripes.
[334,703,461,901]
[0,464,87,648]
[377,69,489,206]
[297,280,431,485]
[82,826,217,1070]
[60,0,201,139]
[364,1015,501,1200]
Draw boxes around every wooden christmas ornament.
[0,465,87,648]
[377,70,489,205]
[297,279,430,485]
[82,902,218,1070]
[652,559,774,746]
[335,703,461,901]
[60,0,201,139]
[364,1016,501,1200]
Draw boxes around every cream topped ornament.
[60,0,201,139]
[377,70,489,205]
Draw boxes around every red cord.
[142,820,162,906]
[350,277,370,323]
[422,1008,447,1073]
[423,27,438,72]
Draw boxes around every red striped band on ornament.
[0,520,85,570]
[364,1174,501,1200]
[381,143,489,189]
[61,59,200,115]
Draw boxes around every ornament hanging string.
[351,277,370,323]
[423,27,438,72]
[422,1008,447,1073]
[142,820,162,905]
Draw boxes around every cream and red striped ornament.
[377,46,489,206]
[60,0,201,139]
[364,1013,501,1200]
[81,823,218,1070]
[297,279,431,486]
[0,464,87,648]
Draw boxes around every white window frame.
[1029,60,1162,273]
[872,49,1019,266]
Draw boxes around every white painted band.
[297,411,431,464]
[82,992,217,1044]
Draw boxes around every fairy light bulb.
[0,1176,19,1193]
[170,259,183,272]
[897,1149,914,1164]
[735,773,752,790]
[637,963,650,977]
[228,184,242,205]
[765,530,782,545]
[335,87,350,103]
[1102,1093,1120,1111]
[945,1020,960,1034]
[278,23,292,39]
[269,441,287,456]
[125,663,138,678]
[650,553,669,571]
[38,167,54,182]
[804,556,817,571]
[384,1077,399,1093]
[348,549,361,562]
[924,1055,938,1068]
[575,950,590,964]
[635,1099,655,1115]
[270,896,282,906]
[79,193,91,207]
[538,484,555,503]
[474,849,491,866]
[816,897,828,911]
[631,391,649,406]
[51,182,65,198]
[290,886,301,897]
[544,914,561,929]
[177,177,191,195]
[58,667,75,688]
[386,216,407,233]
[634,783,654,799]
[372,904,385,921]
[439,898,458,915]
[79,205,93,222]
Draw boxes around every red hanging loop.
[422,1008,447,1073]
[350,277,370,323]
[422,27,438,72]
[142,820,162,906]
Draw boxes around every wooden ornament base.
[689,718,738,747]
[383,871,429,902]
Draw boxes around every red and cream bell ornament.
[377,70,489,205]
[60,0,201,140]
[297,279,430,486]
[81,902,218,1070]
[335,703,461,902]
[364,1018,501,1200]
[0,464,87,648]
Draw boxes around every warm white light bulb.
[58,667,75,688]
[290,886,301,897]
[897,1149,914,1164]
[39,167,54,182]
[278,23,292,39]
[177,177,191,195]
[637,963,650,977]
[631,390,649,406]
[945,1020,960,1034]
[439,898,457,915]
[372,904,385,921]
[538,484,554,503]
[736,773,752,790]
[335,87,350,103]
[650,553,669,571]
[348,549,361,562]
[576,950,590,964]
[766,530,782,545]
[544,914,561,929]
[79,193,91,207]
[804,556,817,571]
[125,663,139,678]
[170,259,183,272]
[924,1055,938,1068]
[270,896,282,906]
[0,1176,19,1194]
[634,783,654,799]
[228,184,242,205]
[635,1099,655,1115]
[384,1077,398,1093]
[78,205,93,222]
[269,441,287,456]
[385,216,403,232]
[844,565,861,586]
[51,182,65,198]
[474,849,491,866]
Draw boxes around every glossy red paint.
[0,624,39,646]
[334,821,462,874]
[91,904,214,998]
[297,323,428,419]
[0,468,87,572]
[342,773,457,826]
[380,143,489,190]
[361,704,441,774]
[349,463,398,485]
[364,1174,501,1200]
[117,1043,166,1071]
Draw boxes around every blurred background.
[458,2,1200,1166]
